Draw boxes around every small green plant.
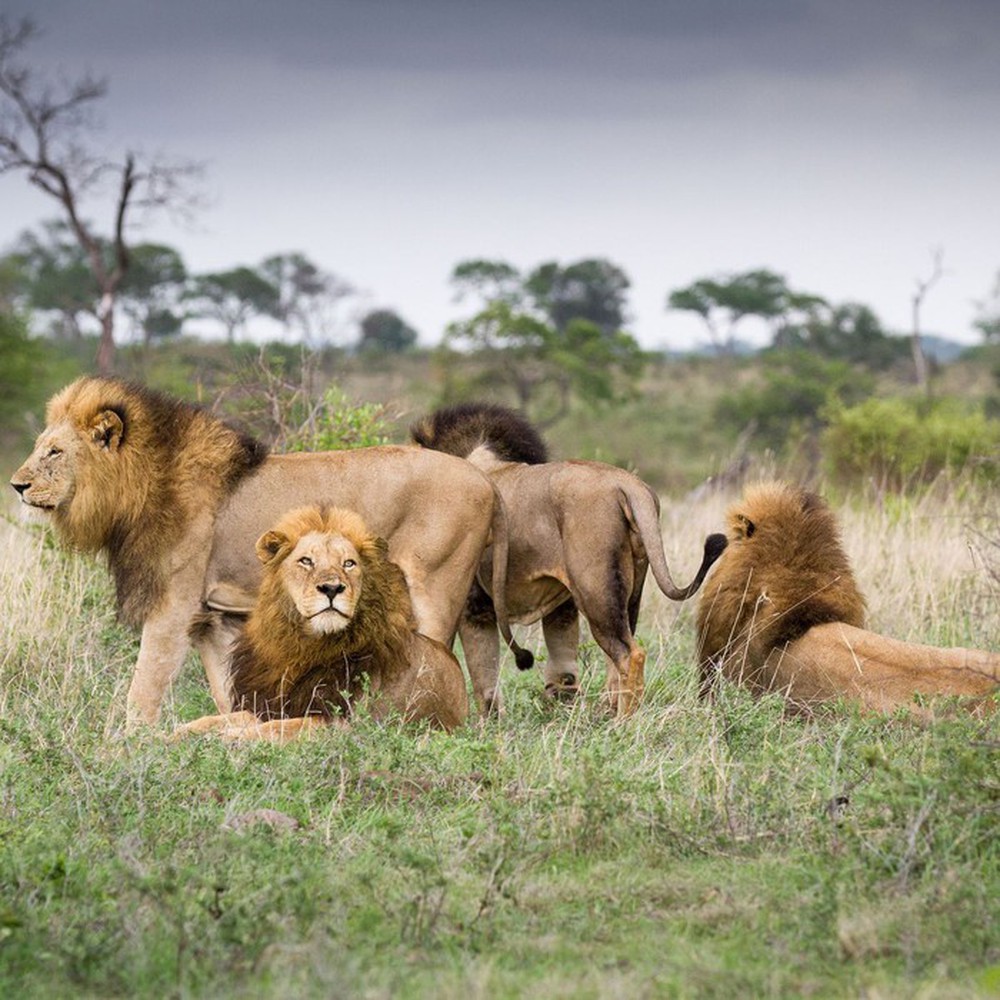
[285,385,391,452]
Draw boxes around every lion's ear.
[736,514,756,539]
[256,530,291,565]
[89,409,124,451]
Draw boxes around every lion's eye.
[298,556,314,569]
[343,559,357,570]
[46,447,62,459]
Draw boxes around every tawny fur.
[412,402,726,717]
[175,506,468,741]
[696,481,999,715]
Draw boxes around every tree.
[773,301,905,370]
[446,256,644,423]
[525,258,631,335]
[973,270,1000,342]
[186,267,279,342]
[911,248,944,393]
[119,243,187,345]
[258,252,354,345]
[358,308,418,353]
[7,221,98,338]
[450,259,524,309]
[667,269,795,353]
[444,301,643,425]
[0,17,201,372]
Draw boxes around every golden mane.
[44,377,266,624]
[230,506,418,720]
[696,481,867,694]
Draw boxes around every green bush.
[823,397,1000,488]
[285,385,391,452]
[715,350,873,453]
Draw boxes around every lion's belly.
[504,575,572,625]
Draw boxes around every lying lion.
[173,506,468,742]
[10,377,519,725]
[696,481,1000,716]
[412,402,726,716]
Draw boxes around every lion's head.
[11,379,133,536]
[696,481,867,693]
[10,377,266,626]
[231,506,417,719]
[254,506,393,637]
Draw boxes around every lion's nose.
[317,582,345,600]
[11,480,29,496]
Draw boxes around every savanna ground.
[1,477,998,998]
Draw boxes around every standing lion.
[174,506,467,742]
[10,377,518,725]
[411,402,726,716]
[696,481,1000,715]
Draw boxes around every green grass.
[1,497,999,998]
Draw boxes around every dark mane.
[410,402,548,464]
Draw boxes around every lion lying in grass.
[173,506,468,742]
[696,481,1000,716]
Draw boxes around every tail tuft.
[514,648,535,671]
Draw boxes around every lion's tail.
[489,484,535,671]
[625,482,727,602]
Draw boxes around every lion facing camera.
[696,481,999,717]
[173,506,468,742]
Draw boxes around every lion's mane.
[696,481,867,692]
[411,401,548,465]
[45,376,267,626]
[230,506,417,720]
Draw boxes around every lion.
[411,403,727,716]
[10,377,520,725]
[696,481,1000,716]
[172,506,467,742]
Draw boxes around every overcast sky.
[2,0,998,349]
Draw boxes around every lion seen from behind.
[411,402,727,717]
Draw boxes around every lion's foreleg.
[170,711,332,743]
[192,616,243,713]
[127,605,200,727]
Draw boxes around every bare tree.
[910,247,944,394]
[0,17,201,372]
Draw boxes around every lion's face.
[11,401,125,515]
[12,421,86,513]
[261,527,365,636]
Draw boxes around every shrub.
[285,385,391,452]
[715,350,873,453]
[823,396,1000,488]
